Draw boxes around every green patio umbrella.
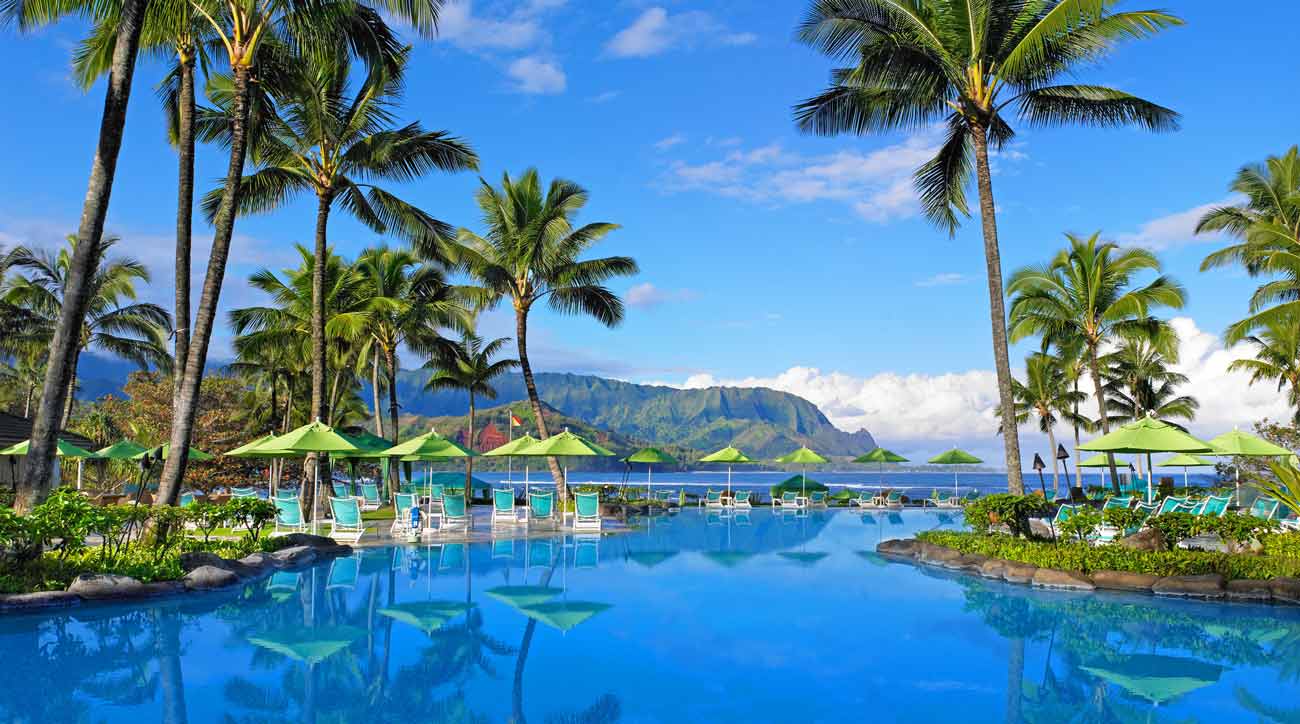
[774,446,828,497]
[0,438,95,458]
[624,551,678,568]
[512,430,616,497]
[261,420,362,528]
[1080,416,1213,502]
[485,585,561,609]
[377,601,472,634]
[225,433,296,458]
[516,601,612,632]
[698,445,756,496]
[333,430,395,497]
[853,447,909,487]
[702,550,755,568]
[132,443,213,462]
[624,447,677,497]
[484,434,540,498]
[928,448,982,498]
[778,551,830,567]
[92,440,148,460]
[382,428,476,510]
[1079,653,1221,705]
[248,626,365,664]
[1078,453,1116,467]
[1208,428,1291,503]
[1158,453,1216,488]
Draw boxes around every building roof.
[0,411,95,452]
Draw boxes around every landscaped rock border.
[0,533,352,613]
[878,537,1300,605]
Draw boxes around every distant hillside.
[395,371,875,460]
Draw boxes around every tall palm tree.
[1103,336,1197,478]
[1228,313,1300,425]
[424,334,519,501]
[204,46,477,439]
[1007,232,1185,493]
[1004,353,1084,495]
[453,169,637,501]
[793,0,1181,494]
[1055,336,1094,484]
[5,235,172,427]
[1197,146,1300,343]
[5,0,151,511]
[158,0,444,507]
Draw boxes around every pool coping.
[878,537,1300,606]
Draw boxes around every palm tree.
[1197,147,1300,343]
[1004,353,1084,496]
[1104,336,1197,478]
[1228,313,1300,425]
[158,0,445,507]
[453,169,637,501]
[424,334,519,501]
[793,0,1181,494]
[5,0,151,511]
[5,235,172,427]
[1007,232,1185,493]
[204,46,477,438]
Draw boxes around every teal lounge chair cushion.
[494,488,515,512]
[361,483,380,503]
[394,492,416,517]
[443,494,467,518]
[275,497,303,526]
[232,486,257,498]
[330,497,361,526]
[576,492,600,517]
[530,492,554,518]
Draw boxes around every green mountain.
[395,371,875,461]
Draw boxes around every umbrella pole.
[727,465,732,496]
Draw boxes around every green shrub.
[1103,507,1148,532]
[225,498,276,541]
[963,494,1050,537]
[1147,512,1198,548]
[186,501,228,544]
[27,489,97,560]
[1058,507,1102,542]
[1261,531,1300,559]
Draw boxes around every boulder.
[67,573,146,600]
[918,543,963,566]
[138,581,186,597]
[179,551,228,573]
[1118,528,1167,552]
[949,553,989,572]
[1152,574,1226,598]
[0,590,81,610]
[1270,577,1300,605]
[271,545,319,567]
[1091,570,1159,592]
[182,565,241,591]
[1002,563,1039,584]
[877,539,921,559]
[978,559,1008,579]
[1031,568,1095,591]
[1225,579,1273,603]
[279,533,337,548]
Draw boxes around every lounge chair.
[398,482,416,495]
[701,489,724,508]
[231,486,257,499]
[1101,495,1133,511]
[275,489,299,501]
[1154,496,1190,516]
[1190,494,1231,517]
[492,488,523,527]
[440,543,466,570]
[359,482,381,512]
[574,492,602,532]
[849,490,876,508]
[267,570,300,597]
[809,491,829,508]
[773,491,802,509]
[327,496,366,543]
[1048,503,1084,538]
[273,496,309,536]
[391,492,419,538]
[575,535,599,568]
[732,490,752,509]
[492,539,514,559]
[926,490,958,508]
[327,556,359,591]
[883,490,904,508]
[656,489,678,507]
[331,482,350,499]
[179,491,196,507]
[440,494,471,532]
[1249,496,1282,521]
[529,491,557,527]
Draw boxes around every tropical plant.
[4,235,172,426]
[157,0,444,508]
[1003,353,1085,495]
[1103,335,1198,479]
[1007,232,1186,493]
[1251,459,1300,525]
[452,169,637,500]
[424,334,519,500]
[1227,313,1300,425]
[1198,146,1300,342]
[793,0,1181,493]
[962,493,1050,538]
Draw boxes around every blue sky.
[3,1,1299,463]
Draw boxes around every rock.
[1118,528,1167,552]
[1091,570,1159,592]
[179,551,228,573]
[1002,563,1039,584]
[239,552,273,569]
[138,581,186,597]
[0,590,81,610]
[877,539,920,559]
[279,533,337,548]
[67,573,145,600]
[271,545,318,567]
[978,559,1008,579]
[182,565,241,591]
[1226,579,1273,603]
[918,543,963,566]
[315,544,353,559]
[950,553,989,572]
[1270,577,1300,604]
[1152,574,1226,598]
[1031,568,1095,591]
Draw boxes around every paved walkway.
[342,509,632,548]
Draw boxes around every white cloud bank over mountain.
[652,316,1293,468]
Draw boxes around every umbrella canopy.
[92,440,148,460]
[625,551,678,568]
[248,626,364,664]
[264,420,362,454]
[624,447,678,465]
[778,551,830,567]
[483,434,539,457]
[225,433,295,459]
[132,443,213,462]
[516,601,612,632]
[381,429,476,459]
[1078,417,1212,454]
[1079,653,1222,705]
[854,448,908,463]
[928,449,982,497]
[485,585,561,609]
[699,446,754,464]
[771,475,829,495]
[518,430,615,458]
[1078,453,1117,468]
[1159,453,1216,467]
[702,551,755,568]
[377,601,472,634]
[0,436,96,454]
[775,446,829,465]
[0,438,96,458]
[334,430,395,459]
[1207,429,1291,457]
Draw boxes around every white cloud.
[916,273,967,287]
[625,282,698,308]
[653,133,686,151]
[605,7,756,58]
[660,132,959,223]
[437,0,544,50]
[1115,197,1238,251]
[507,56,566,94]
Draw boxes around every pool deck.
[342,509,636,547]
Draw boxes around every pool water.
[5,509,1300,723]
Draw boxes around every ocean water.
[3,509,1298,722]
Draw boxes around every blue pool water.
[4,509,1300,722]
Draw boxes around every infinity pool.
[5,509,1300,722]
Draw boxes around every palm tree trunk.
[327,368,343,427]
[269,371,279,434]
[1006,638,1025,724]
[172,50,195,402]
[1046,425,1059,496]
[18,0,147,512]
[465,391,475,503]
[307,193,331,518]
[155,611,189,724]
[1087,344,1121,494]
[515,307,565,500]
[371,351,384,437]
[61,347,80,428]
[156,62,255,507]
[283,375,294,432]
[971,123,1024,495]
[385,345,400,445]
[23,385,33,418]
[1072,378,1082,486]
